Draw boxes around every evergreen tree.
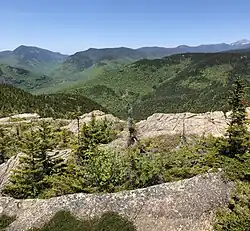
[2,121,65,199]
[0,127,16,162]
[219,77,250,158]
[0,128,7,164]
[74,114,112,161]
[2,129,43,198]
[42,116,116,197]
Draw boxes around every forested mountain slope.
[0,64,53,91]
[133,52,250,119]
[0,84,106,118]
[64,52,250,119]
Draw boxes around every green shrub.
[214,182,250,231]
[41,147,129,197]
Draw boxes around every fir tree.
[0,127,15,162]
[2,129,43,198]
[2,121,65,199]
[219,77,250,158]
[74,114,112,161]
[0,128,7,164]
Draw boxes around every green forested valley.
[2,50,250,120]
[61,52,250,119]
[1,44,250,120]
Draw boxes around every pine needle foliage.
[218,77,250,158]
[2,121,65,199]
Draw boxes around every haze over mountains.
[1,39,250,119]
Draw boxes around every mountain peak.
[13,45,42,54]
[13,45,67,57]
[231,39,250,46]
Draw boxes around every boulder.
[136,111,229,139]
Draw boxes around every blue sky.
[1,0,250,54]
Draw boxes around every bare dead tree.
[178,113,188,147]
[127,106,139,147]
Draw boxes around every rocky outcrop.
[136,111,229,138]
[0,172,233,231]
[0,113,40,123]
[65,110,124,133]
[107,107,250,150]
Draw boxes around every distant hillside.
[0,64,53,91]
[49,47,148,85]
[45,40,250,91]
[0,45,67,74]
[133,52,250,119]
[64,52,250,119]
[223,47,250,53]
[0,84,106,118]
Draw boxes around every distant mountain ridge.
[1,40,250,94]
[137,39,250,58]
[1,39,250,57]
[230,39,250,46]
[50,47,148,83]
[47,39,250,87]
[60,47,147,71]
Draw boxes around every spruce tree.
[43,116,115,197]
[220,77,250,158]
[2,121,65,199]
[0,127,15,163]
[74,114,112,161]
[0,128,7,164]
[2,129,43,198]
